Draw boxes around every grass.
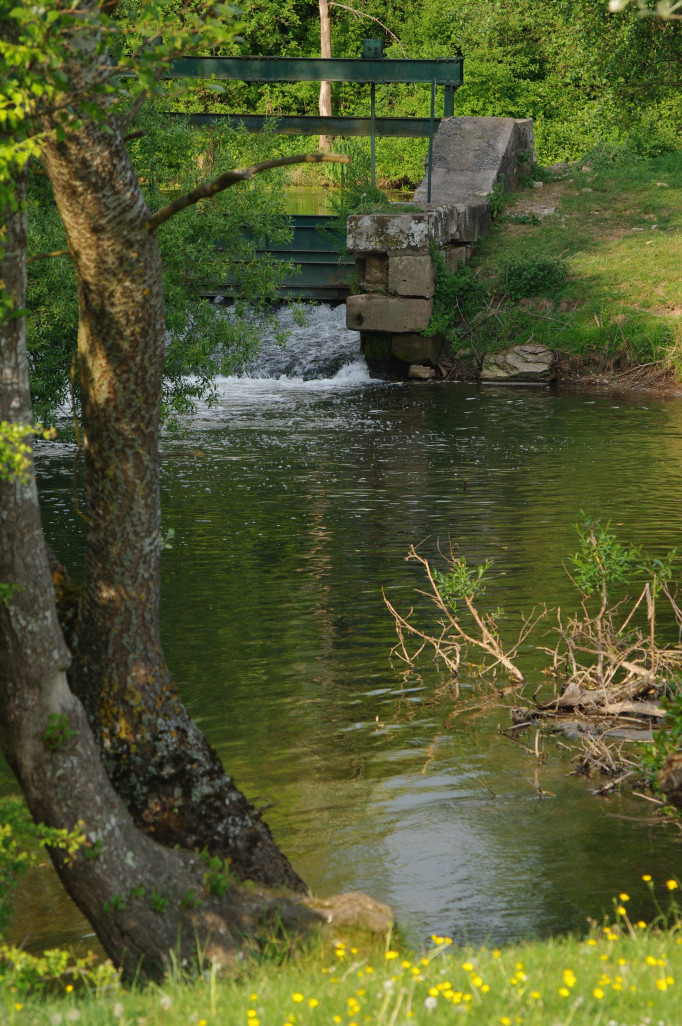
[448,147,682,376]
[6,879,682,1026]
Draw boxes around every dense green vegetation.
[169,0,682,186]
[26,112,297,424]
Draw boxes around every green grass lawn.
[5,879,682,1026]
[453,147,682,375]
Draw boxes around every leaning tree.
[0,0,365,972]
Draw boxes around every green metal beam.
[180,113,443,138]
[168,55,463,86]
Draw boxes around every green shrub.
[502,255,568,301]
[424,247,488,338]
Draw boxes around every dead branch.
[328,3,408,56]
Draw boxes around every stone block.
[392,334,441,366]
[346,294,433,334]
[388,255,435,298]
[364,253,389,288]
[442,245,471,273]
[408,364,436,380]
[360,332,392,363]
[481,343,556,383]
[447,202,491,243]
[347,212,433,254]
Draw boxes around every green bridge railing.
[169,43,464,201]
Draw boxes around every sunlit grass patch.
[458,148,682,374]
[7,879,682,1026]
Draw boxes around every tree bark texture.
[319,0,332,150]
[40,113,305,893]
[0,170,271,977]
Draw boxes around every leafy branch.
[145,153,351,231]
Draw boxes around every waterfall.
[236,304,372,384]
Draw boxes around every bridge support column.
[345,116,535,375]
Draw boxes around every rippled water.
[18,305,682,951]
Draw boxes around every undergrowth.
[429,148,682,375]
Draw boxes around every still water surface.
[21,305,682,950]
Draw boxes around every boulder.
[480,344,556,383]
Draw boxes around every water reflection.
[22,310,682,949]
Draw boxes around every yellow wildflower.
[593,988,604,999]
[667,879,679,890]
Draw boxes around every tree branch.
[26,248,72,265]
[329,3,408,56]
[145,152,351,232]
[120,62,168,132]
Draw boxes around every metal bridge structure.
[169,44,463,301]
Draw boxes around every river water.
[15,304,682,952]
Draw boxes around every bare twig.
[328,3,408,56]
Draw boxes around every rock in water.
[481,343,556,383]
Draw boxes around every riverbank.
[435,146,682,391]
[5,885,682,1026]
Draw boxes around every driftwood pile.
[385,535,682,805]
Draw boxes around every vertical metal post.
[427,79,436,204]
[444,84,454,117]
[370,82,376,188]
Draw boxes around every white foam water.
[235,303,372,383]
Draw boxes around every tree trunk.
[39,115,306,894]
[319,0,332,150]
[0,169,276,978]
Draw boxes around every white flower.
[113,1003,125,1019]
[50,1015,63,1026]
[66,1011,81,1023]
[159,995,172,1011]
[424,996,438,1010]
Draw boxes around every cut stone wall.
[346,117,535,371]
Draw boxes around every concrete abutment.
[345,117,535,373]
